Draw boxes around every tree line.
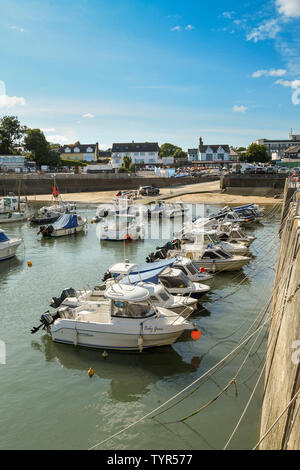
[0,115,60,166]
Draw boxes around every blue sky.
[0,0,300,149]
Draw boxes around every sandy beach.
[27,180,281,205]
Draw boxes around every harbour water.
[0,203,281,450]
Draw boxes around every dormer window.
[86,147,93,152]
[73,147,80,153]
[64,147,71,153]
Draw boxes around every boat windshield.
[112,300,153,318]
[159,272,189,289]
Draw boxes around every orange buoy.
[191,329,202,341]
[88,368,94,377]
[90,220,94,224]
[27,261,32,267]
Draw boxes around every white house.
[198,138,230,162]
[111,142,159,168]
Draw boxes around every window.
[112,301,153,318]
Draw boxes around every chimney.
[199,137,203,147]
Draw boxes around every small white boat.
[32,284,198,351]
[217,222,256,247]
[188,232,250,256]
[0,229,23,261]
[0,195,26,214]
[39,213,87,238]
[98,215,145,241]
[0,212,26,224]
[157,267,211,298]
[170,245,251,272]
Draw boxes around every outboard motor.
[102,270,112,282]
[50,287,76,308]
[31,311,60,334]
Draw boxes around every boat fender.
[138,335,144,353]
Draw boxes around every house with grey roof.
[111,141,159,168]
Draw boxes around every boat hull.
[0,240,22,261]
[194,258,250,272]
[50,323,187,351]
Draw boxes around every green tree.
[246,143,270,163]
[159,143,181,159]
[0,116,26,154]
[24,129,61,167]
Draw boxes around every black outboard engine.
[50,287,76,308]
[146,239,182,262]
[39,225,54,238]
[31,311,60,334]
[102,270,112,282]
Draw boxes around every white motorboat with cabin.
[0,194,27,214]
[169,245,251,272]
[216,222,256,247]
[32,284,198,351]
[0,229,23,261]
[39,213,87,238]
[0,211,26,224]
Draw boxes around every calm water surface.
[0,203,281,450]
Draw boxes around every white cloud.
[252,68,287,77]
[41,128,56,133]
[275,78,300,88]
[10,25,25,33]
[0,95,26,108]
[47,135,69,144]
[276,0,300,17]
[233,105,248,113]
[247,19,281,42]
[82,113,95,118]
[185,24,195,30]
[171,26,181,31]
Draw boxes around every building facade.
[111,142,159,168]
[255,133,300,159]
[59,142,99,162]
[187,138,234,165]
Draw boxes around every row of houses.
[59,137,238,168]
[58,131,300,169]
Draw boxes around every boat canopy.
[105,283,150,302]
[52,214,79,230]
[121,266,166,285]
[130,258,177,274]
[0,230,9,242]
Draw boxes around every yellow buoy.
[102,351,108,359]
[27,261,32,267]
[88,368,94,377]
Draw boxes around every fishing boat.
[0,229,23,261]
[32,284,198,351]
[170,245,251,272]
[39,213,87,238]
[98,215,145,241]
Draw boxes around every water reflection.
[32,336,202,403]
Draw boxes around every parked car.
[139,186,160,196]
